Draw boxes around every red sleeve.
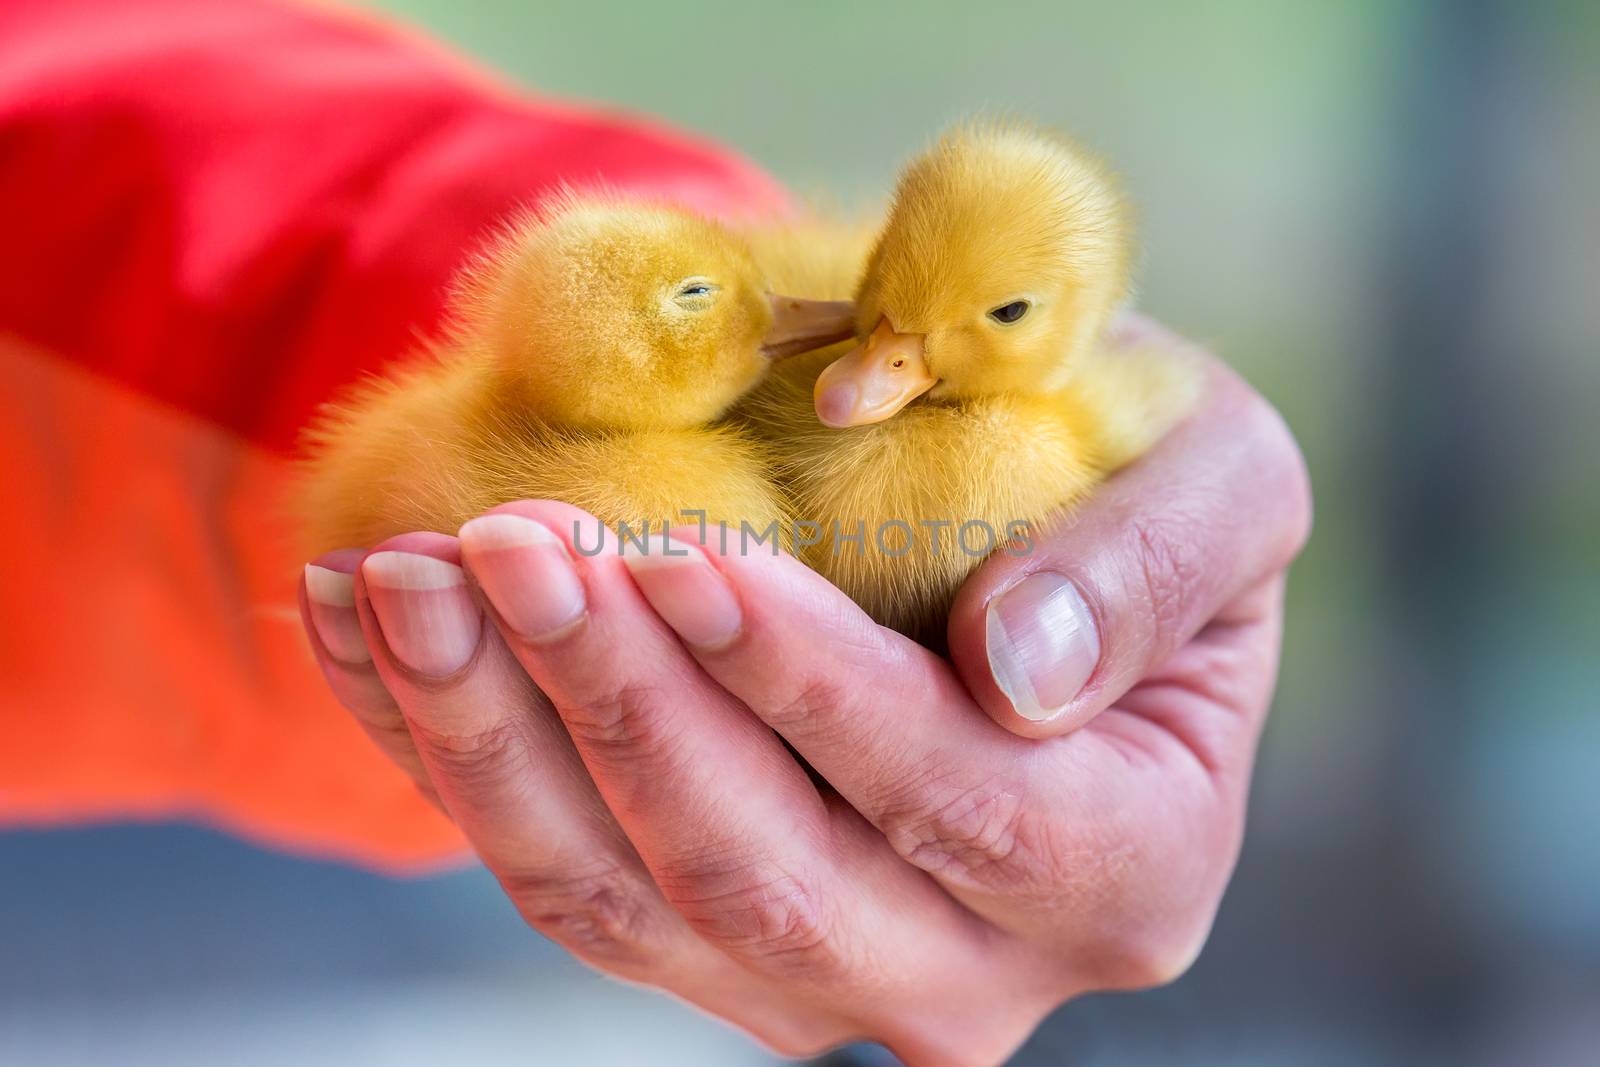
[0,0,789,452]
[0,0,789,869]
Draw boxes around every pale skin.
[299,316,1311,1066]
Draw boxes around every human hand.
[298,317,1310,1065]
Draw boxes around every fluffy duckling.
[297,195,855,554]
[748,123,1198,641]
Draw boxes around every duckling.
[296,195,856,555]
[747,123,1198,642]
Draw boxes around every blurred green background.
[4,1,1595,1064]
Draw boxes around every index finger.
[617,536,1043,882]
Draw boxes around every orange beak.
[813,316,935,427]
[760,294,858,360]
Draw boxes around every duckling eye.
[675,280,720,301]
[988,300,1030,324]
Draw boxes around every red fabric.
[0,0,788,451]
[0,0,788,868]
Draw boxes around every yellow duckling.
[297,195,855,554]
[748,123,1198,642]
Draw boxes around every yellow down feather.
[296,194,790,555]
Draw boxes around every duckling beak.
[760,294,858,360]
[813,317,935,428]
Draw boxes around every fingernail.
[458,513,586,641]
[361,551,482,677]
[304,563,371,664]
[620,534,742,650]
[985,572,1101,722]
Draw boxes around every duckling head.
[815,123,1131,427]
[470,196,855,432]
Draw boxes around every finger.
[351,532,711,976]
[618,514,1278,986]
[606,512,1285,1007]
[948,344,1312,738]
[458,503,1003,1003]
[298,547,435,799]
[354,534,880,1052]
[613,527,1063,897]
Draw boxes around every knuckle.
[408,716,529,786]
[1128,512,1203,653]
[1239,390,1314,565]
[661,860,840,979]
[880,774,1034,886]
[500,862,656,967]
[758,1026,849,1061]
[765,674,849,732]
[561,681,676,759]
[1089,925,1209,992]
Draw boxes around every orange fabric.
[1,337,464,869]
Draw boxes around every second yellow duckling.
[748,123,1198,642]
[297,195,854,555]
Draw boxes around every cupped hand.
[299,318,1310,1066]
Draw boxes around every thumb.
[947,345,1311,739]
